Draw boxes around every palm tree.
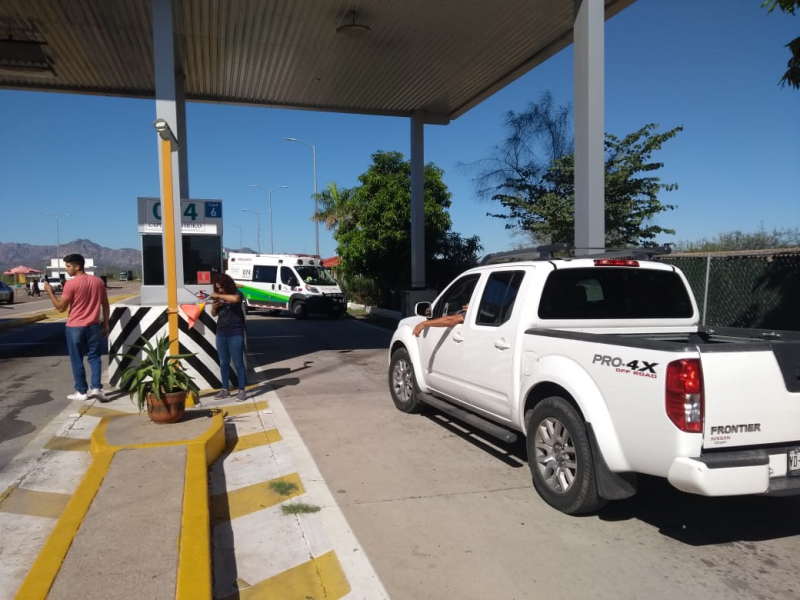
[312,182,354,231]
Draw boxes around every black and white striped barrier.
[108,304,241,391]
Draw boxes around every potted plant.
[119,334,200,424]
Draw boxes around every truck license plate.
[788,448,800,477]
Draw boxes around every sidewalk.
[0,388,389,599]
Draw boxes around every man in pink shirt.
[44,254,110,402]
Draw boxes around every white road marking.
[265,390,390,600]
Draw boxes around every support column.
[410,112,425,289]
[175,71,189,199]
[153,0,185,286]
[573,0,605,255]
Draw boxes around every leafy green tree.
[674,226,800,252]
[763,0,800,89]
[321,151,482,307]
[313,182,355,231]
[471,92,681,247]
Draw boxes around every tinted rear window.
[538,267,694,319]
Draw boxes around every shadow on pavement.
[598,474,800,545]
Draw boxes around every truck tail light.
[665,359,703,432]
[593,259,639,267]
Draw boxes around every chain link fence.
[657,249,800,331]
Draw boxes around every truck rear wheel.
[389,348,422,414]
[292,301,308,319]
[525,397,605,515]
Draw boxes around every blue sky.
[0,0,797,260]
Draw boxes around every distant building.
[45,257,97,279]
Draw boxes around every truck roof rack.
[480,243,573,265]
[579,245,673,260]
[479,243,672,265]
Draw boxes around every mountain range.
[0,239,140,274]
[0,239,258,275]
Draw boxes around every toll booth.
[106,197,230,394]
[136,197,223,303]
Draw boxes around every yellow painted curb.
[0,312,47,331]
[14,410,225,600]
[14,450,115,599]
[176,410,225,600]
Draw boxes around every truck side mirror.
[415,302,432,317]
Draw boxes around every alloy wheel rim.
[534,416,577,493]
[392,359,413,403]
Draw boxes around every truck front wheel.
[525,397,605,515]
[292,301,308,320]
[389,348,422,414]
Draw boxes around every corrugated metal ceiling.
[0,0,634,121]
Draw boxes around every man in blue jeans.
[44,254,110,402]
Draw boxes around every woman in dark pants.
[210,273,247,401]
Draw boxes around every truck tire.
[292,301,308,320]
[389,348,422,414]
[525,397,605,515]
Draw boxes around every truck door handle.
[452,331,465,342]
[494,339,510,350]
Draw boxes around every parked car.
[38,277,63,293]
[0,281,14,304]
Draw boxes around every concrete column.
[410,112,425,288]
[175,71,189,199]
[152,0,185,286]
[573,0,605,255]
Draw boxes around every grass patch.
[281,501,321,515]
[269,479,299,496]
[347,306,368,316]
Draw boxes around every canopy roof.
[3,265,43,275]
[0,0,633,121]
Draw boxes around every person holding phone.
[209,273,247,401]
[44,253,110,401]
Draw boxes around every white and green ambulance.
[226,252,346,319]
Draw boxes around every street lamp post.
[248,185,289,254]
[283,137,318,256]
[232,224,243,251]
[241,209,262,253]
[42,212,71,278]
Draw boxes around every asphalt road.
[2,304,799,598]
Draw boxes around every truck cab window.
[477,271,524,326]
[280,266,297,287]
[433,274,480,319]
[539,268,694,319]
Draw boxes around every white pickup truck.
[388,246,800,514]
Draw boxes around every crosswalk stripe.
[44,436,91,452]
[0,487,71,519]
[225,428,283,454]
[220,550,351,600]
[210,472,304,525]
[222,400,270,417]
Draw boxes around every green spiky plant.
[119,334,200,412]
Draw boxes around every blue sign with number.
[205,202,222,218]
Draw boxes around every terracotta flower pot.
[146,391,187,424]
